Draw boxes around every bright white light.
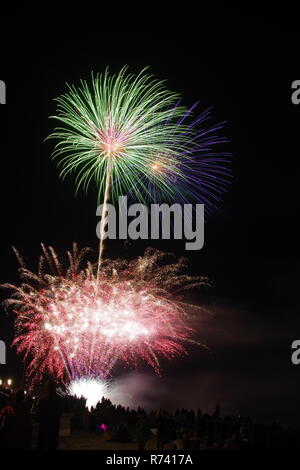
[102,318,150,339]
[68,377,110,410]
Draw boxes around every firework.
[48,67,231,272]
[49,66,230,207]
[2,245,209,385]
[67,377,110,410]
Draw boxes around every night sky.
[0,11,299,426]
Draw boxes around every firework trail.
[48,66,231,273]
[2,244,210,385]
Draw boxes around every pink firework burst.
[2,244,210,385]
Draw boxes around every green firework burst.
[47,66,197,205]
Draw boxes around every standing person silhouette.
[0,389,32,449]
[36,381,63,450]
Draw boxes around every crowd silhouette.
[0,382,299,450]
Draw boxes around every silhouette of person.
[136,414,150,450]
[0,389,32,450]
[36,381,63,450]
